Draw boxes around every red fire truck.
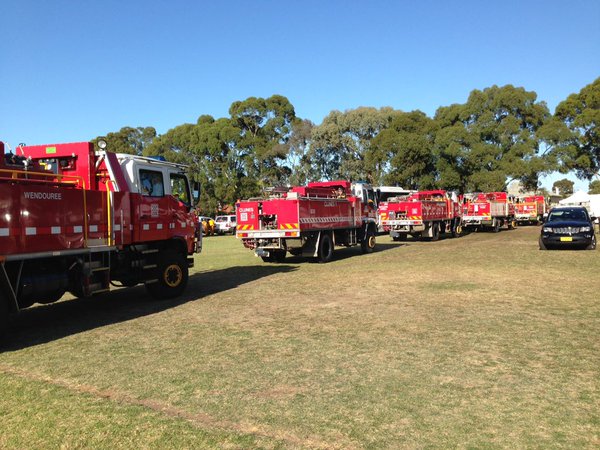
[515,195,547,225]
[236,181,377,263]
[462,192,516,232]
[379,190,462,241]
[375,186,414,232]
[0,140,201,338]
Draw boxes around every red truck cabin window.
[140,169,164,197]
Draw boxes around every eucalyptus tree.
[434,85,551,192]
[369,110,437,189]
[552,178,574,197]
[93,126,157,155]
[309,107,398,182]
[278,118,315,186]
[552,77,600,179]
[228,95,296,191]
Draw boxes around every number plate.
[560,237,573,242]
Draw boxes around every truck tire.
[317,233,333,263]
[361,228,376,253]
[273,250,287,262]
[431,223,440,241]
[493,219,500,233]
[146,249,189,299]
[261,250,286,263]
[451,222,462,238]
[0,292,9,344]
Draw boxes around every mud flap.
[302,232,320,257]
[0,262,19,313]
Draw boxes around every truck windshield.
[170,173,190,205]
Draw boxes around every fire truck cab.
[0,140,200,340]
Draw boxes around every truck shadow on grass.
[3,265,297,351]
[261,242,402,265]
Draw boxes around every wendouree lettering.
[24,192,62,200]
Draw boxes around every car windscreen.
[547,209,588,222]
[215,217,226,222]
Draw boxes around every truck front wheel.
[317,233,333,263]
[361,228,376,253]
[146,249,189,299]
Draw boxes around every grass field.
[1,226,599,449]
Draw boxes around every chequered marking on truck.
[0,220,195,238]
[299,217,353,224]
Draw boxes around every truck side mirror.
[192,181,201,205]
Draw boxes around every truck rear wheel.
[146,249,189,299]
[431,223,440,241]
[0,292,9,344]
[261,250,286,263]
[317,233,333,263]
[493,219,500,233]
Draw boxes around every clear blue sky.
[1,0,599,190]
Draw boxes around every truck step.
[143,264,157,270]
[88,282,109,293]
[145,279,159,284]
[91,266,110,272]
[85,260,104,269]
[141,249,159,254]
[89,288,110,295]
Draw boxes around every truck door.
[168,171,195,243]
[138,168,169,241]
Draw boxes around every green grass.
[1,228,599,448]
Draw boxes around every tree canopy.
[552,178,575,197]
[553,77,600,179]
[93,80,598,214]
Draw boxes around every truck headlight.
[580,226,591,232]
[542,227,553,233]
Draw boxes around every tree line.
[94,78,600,214]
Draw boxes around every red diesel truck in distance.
[236,180,378,263]
[1,140,201,339]
[462,192,516,232]
[515,195,547,225]
[379,190,463,241]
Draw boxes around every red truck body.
[379,190,462,241]
[236,181,378,262]
[1,140,200,338]
[515,195,547,224]
[462,192,516,232]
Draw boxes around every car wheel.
[539,237,548,250]
[586,234,596,251]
